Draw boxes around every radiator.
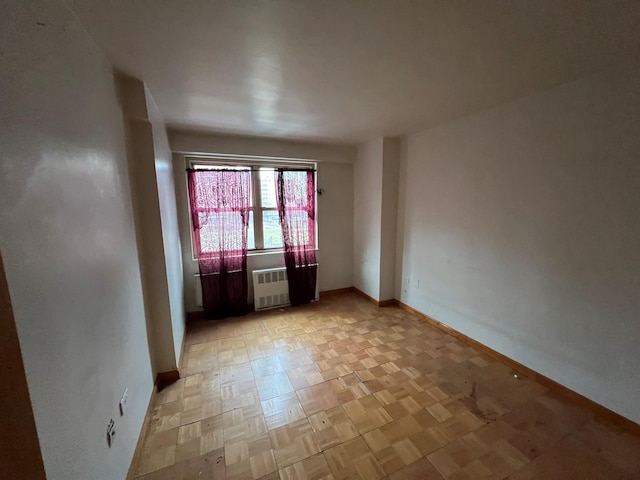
[253,267,290,311]
[194,271,287,310]
[194,268,319,311]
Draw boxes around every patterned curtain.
[275,169,318,305]
[187,169,251,319]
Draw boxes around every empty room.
[1,1,639,479]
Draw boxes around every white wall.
[170,131,355,312]
[0,1,153,479]
[353,139,384,299]
[380,139,400,301]
[146,92,185,367]
[396,63,640,423]
[169,130,356,164]
[316,162,355,293]
[120,78,183,375]
[353,138,399,301]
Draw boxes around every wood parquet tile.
[362,415,428,474]
[329,374,371,403]
[180,393,222,426]
[136,427,179,476]
[278,453,334,480]
[222,404,267,443]
[308,406,359,450]
[181,449,226,480]
[287,363,325,390]
[225,432,277,480]
[132,293,640,480]
[269,418,321,468]
[323,436,386,480]
[251,356,286,377]
[296,381,341,417]
[175,422,203,462]
[200,415,224,454]
[148,399,184,435]
[387,456,444,479]
[262,392,307,431]
[259,371,296,399]
[342,395,393,434]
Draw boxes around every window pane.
[248,210,255,250]
[259,168,277,208]
[262,210,283,249]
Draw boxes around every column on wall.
[353,137,400,302]
[117,74,183,379]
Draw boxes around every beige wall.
[396,63,640,424]
[170,131,355,312]
[0,1,154,478]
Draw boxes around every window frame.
[186,155,317,259]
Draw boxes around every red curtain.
[275,169,318,305]
[187,169,251,319]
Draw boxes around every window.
[188,158,316,256]
[257,167,283,249]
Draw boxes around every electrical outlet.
[106,419,116,448]
[119,388,128,416]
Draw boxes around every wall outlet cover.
[119,388,128,416]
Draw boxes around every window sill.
[190,250,280,261]
[248,249,284,257]
[190,249,283,262]
[191,247,319,261]
[248,247,319,257]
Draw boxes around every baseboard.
[126,384,157,480]
[353,287,378,305]
[186,310,206,322]
[393,299,640,436]
[155,369,180,391]
[319,287,355,297]
[353,287,395,308]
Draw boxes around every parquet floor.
[132,293,640,480]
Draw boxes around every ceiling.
[69,0,640,143]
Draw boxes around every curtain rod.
[186,167,316,172]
